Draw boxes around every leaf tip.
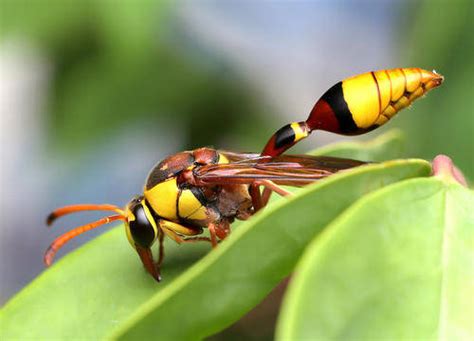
[432,154,468,187]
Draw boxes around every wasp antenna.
[46,212,58,226]
[46,204,125,226]
[44,214,125,266]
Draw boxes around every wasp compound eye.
[129,204,156,248]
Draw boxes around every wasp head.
[124,196,161,281]
[45,197,162,282]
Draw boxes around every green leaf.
[310,129,405,161]
[110,160,429,340]
[0,160,430,340]
[0,228,209,339]
[276,177,474,340]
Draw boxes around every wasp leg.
[261,187,273,206]
[208,223,218,248]
[182,236,213,243]
[214,220,231,240]
[257,180,292,197]
[161,227,212,246]
[159,220,203,242]
[161,226,199,244]
[203,220,232,248]
[160,227,182,244]
[159,220,212,246]
[249,184,264,212]
[251,180,292,213]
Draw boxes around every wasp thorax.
[125,197,158,248]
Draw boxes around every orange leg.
[262,188,273,206]
[207,221,230,248]
[208,223,218,248]
[258,180,292,197]
[214,220,231,240]
[184,221,229,248]
[249,184,264,212]
[250,180,292,213]
[182,236,213,243]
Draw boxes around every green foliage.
[0,0,265,152]
[112,160,429,340]
[0,228,209,339]
[400,0,474,180]
[276,175,474,340]
[3,132,472,340]
[1,0,471,337]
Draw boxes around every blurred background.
[1,0,472,337]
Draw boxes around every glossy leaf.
[0,228,209,339]
[0,161,429,339]
[111,160,430,340]
[277,177,474,340]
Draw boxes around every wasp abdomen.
[347,68,443,128]
[309,67,443,134]
[377,68,442,121]
[262,68,443,157]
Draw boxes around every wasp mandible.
[45,68,443,281]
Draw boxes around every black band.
[321,82,358,134]
[274,124,296,149]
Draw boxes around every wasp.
[45,68,443,281]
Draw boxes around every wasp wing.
[219,150,261,162]
[195,153,367,186]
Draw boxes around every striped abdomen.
[262,67,443,157]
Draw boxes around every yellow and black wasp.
[45,68,443,281]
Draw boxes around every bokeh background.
[1,0,473,337]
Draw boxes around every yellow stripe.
[382,105,396,118]
[408,87,424,102]
[374,114,389,126]
[403,68,421,92]
[124,224,135,248]
[142,201,158,238]
[373,70,391,112]
[342,73,380,129]
[393,96,410,111]
[386,69,405,101]
[144,178,179,220]
[178,189,207,220]
[218,153,229,164]
[187,207,208,221]
[290,122,308,142]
